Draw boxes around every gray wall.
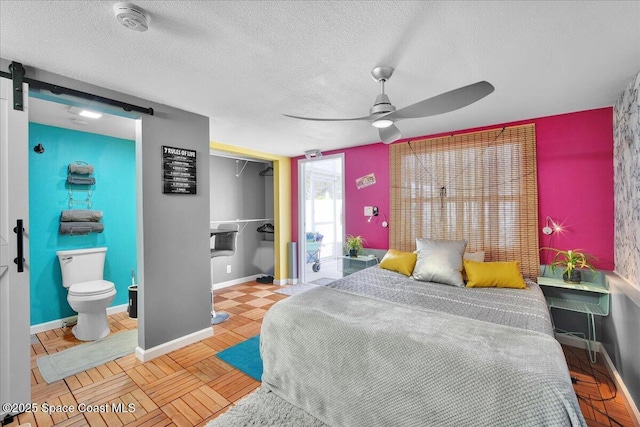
[602,276,640,409]
[210,156,274,283]
[2,58,212,351]
[137,111,210,350]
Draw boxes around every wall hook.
[235,159,248,177]
[33,143,45,154]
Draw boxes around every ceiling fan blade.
[283,113,371,122]
[384,81,494,121]
[379,124,402,144]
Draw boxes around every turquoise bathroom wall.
[29,122,136,326]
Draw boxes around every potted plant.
[345,235,366,258]
[542,248,597,284]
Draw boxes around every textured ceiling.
[1,1,639,156]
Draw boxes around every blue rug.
[215,335,262,381]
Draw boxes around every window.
[390,125,539,278]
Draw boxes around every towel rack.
[66,160,95,209]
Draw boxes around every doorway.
[27,95,138,331]
[298,154,345,284]
[209,153,275,288]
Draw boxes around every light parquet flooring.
[5,281,636,427]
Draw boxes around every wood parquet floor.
[4,281,636,427]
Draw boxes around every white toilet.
[56,247,116,341]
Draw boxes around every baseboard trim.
[555,332,603,352]
[30,304,128,335]
[212,274,263,290]
[135,327,212,362]
[601,346,640,426]
[558,334,640,426]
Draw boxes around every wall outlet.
[364,206,373,216]
[226,265,231,274]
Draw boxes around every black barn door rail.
[1,61,154,116]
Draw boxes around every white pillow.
[413,239,468,286]
[464,251,485,262]
[463,251,485,281]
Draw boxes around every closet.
[209,154,275,286]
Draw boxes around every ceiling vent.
[113,2,150,32]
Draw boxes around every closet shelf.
[211,218,273,224]
[211,219,274,234]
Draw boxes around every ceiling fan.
[284,67,495,144]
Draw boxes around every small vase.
[563,270,581,284]
[349,249,358,258]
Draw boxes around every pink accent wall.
[535,108,614,270]
[291,107,614,270]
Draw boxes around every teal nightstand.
[538,266,610,362]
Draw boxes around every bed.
[259,263,586,426]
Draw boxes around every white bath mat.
[37,329,137,383]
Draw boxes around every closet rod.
[1,61,154,115]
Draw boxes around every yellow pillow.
[380,249,417,276]
[464,260,526,289]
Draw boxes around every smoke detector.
[113,2,150,32]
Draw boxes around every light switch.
[364,206,373,216]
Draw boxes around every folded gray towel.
[59,222,104,235]
[67,174,96,185]
[60,210,103,222]
[68,163,94,175]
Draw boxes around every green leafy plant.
[541,247,597,282]
[344,235,366,256]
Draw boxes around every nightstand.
[537,267,610,362]
[342,255,378,276]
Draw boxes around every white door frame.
[297,153,345,283]
[0,78,31,420]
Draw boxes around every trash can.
[128,285,138,318]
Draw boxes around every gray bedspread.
[327,267,554,336]
[261,267,585,426]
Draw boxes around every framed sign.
[355,173,376,189]
[162,145,197,194]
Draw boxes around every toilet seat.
[68,280,115,297]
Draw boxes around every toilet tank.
[57,247,108,288]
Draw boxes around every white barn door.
[0,77,30,421]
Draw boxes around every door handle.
[13,219,24,272]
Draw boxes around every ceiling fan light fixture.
[282,66,494,146]
[372,119,394,129]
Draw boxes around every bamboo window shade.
[389,124,540,279]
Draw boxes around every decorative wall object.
[613,70,640,285]
[355,173,376,189]
[162,145,197,194]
